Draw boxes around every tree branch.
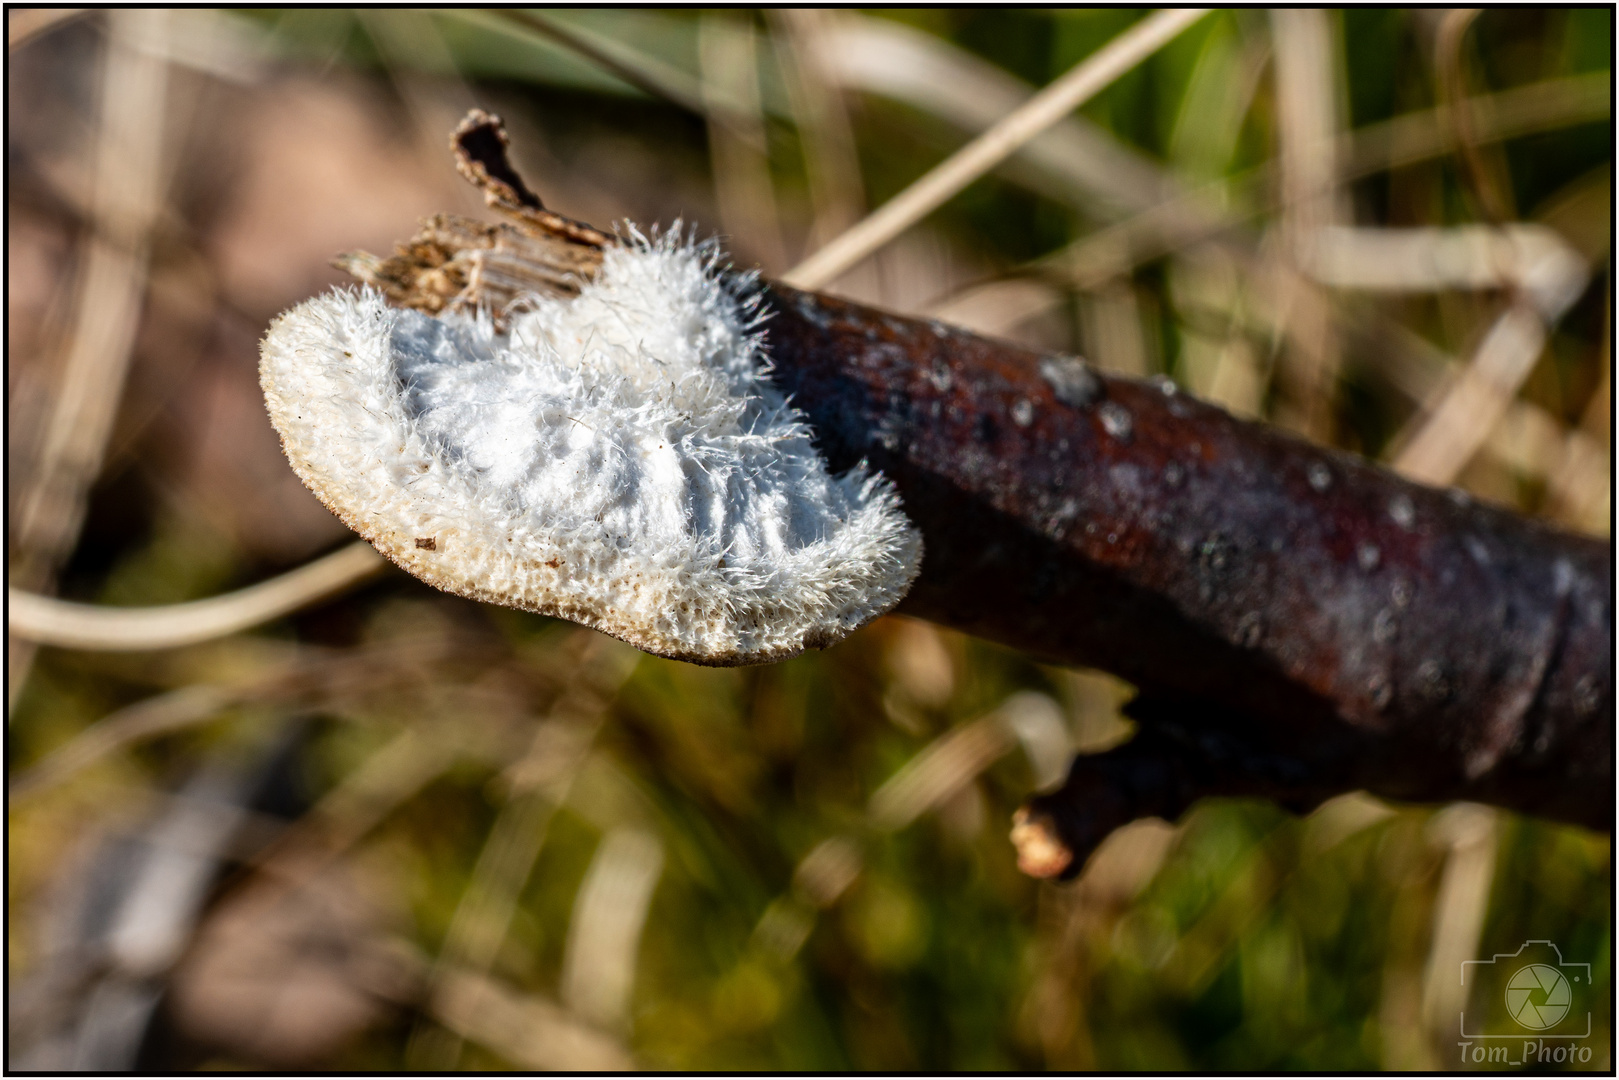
[301,108,1614,880]
[758,283,1611,876]
[333,111,1611,876]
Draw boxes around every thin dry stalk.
[559,827,666,1032]
[868,712,1016,833]
[781,8,1210,290]
[1354,303,1605,523]
[1343,70,1610,179]
[6,541,387,651]
[360,9,485,185]
[1269,7,1346,440]
[925,277,1067,339]
[754,693,1063,960]
[1391,303,1550,486]
[12,10,170,577]
[1303,224,1584,296]
[1435,8,1512,223]
[822,16,1601,259]
[408,637,638,1070]
[814,14,1177,223]
[1546,297,1612,532]
[1418,803,1498,1046]
[770,9,868,257]
[927,72,1610,322]
[404,799,561,1069]
[251,723,457,887]
[1080,271,1153,378]
[429,966,634,1070]
[7,685,236,803]
[7,636,449,804]
[10,9,172,704]
[698,13,788,273]
[481,9,766,156]
[493,11,702,120]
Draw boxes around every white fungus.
[261,231,922,665]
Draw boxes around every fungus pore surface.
[261,232,922,664]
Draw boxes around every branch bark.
[757,283,1611,876]
[330,109,1615,879]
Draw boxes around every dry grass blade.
[1435,8,1512,223]
[1306,224,1588,488]
[410,638,638,1069]
[1000,692,1073,791]
[750,742,1031,960]
[360,10,482,167]
[7,685,235,804]
[1304,224,1586,299]
[1342,71,1610,179]
[1271,7,1346,238]
[10,10,173,706]
[794,836,865,909]
[7,541,387,651]
[1419,804,1498,1042]
[559,827,666,1032]
[404,800,569,1068]
[431,968,634,1070]
[781,8,1210,290]
[9,637,446,803]
[1546,296,1612,532]
[1269,7,1346,439]
[699,13,787,273]
[868,713,1017,833]
[495,10,705,118]
[252,723,456,888]
[927,277,1068,338]
[13,10,171,579]
[870,695,1069,840]
[1391,305,1552,486]
[476,9,767,156]
[771,8,868,258]
[930,73,1611,322]
[818,14,1178,220]
[745,835,864,964]
[1353,302,1606,525]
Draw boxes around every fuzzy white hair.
[260,232,922,664]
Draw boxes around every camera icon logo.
[1505,963,1573,1030]
[1456,940,1597,1067]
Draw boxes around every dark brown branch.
[340,111,1612,881]
[758,284,1612,876]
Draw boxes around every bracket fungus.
[261,112,921,665]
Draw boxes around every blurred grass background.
[6,8,1611,1071]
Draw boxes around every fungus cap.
[260,231,922,665]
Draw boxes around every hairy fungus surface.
[261,232,922,664]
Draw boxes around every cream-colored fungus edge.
[260,232,922,665]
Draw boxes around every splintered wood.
[334,110,608,320]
